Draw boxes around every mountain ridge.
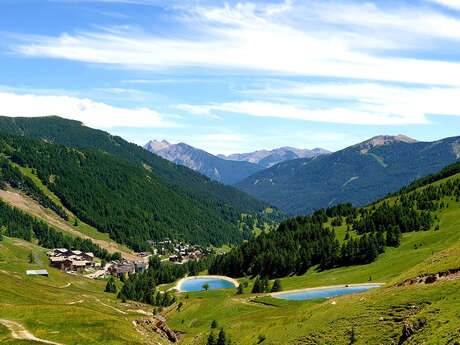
[236,134,460,214]
[143,139,262,185]
[0,115,269,215]
[218,146,330,168]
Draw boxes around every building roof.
[26,270,48,275]
[84,252,94,257]
[56,248,68,253]
[72,250,82,255]
[72,261,88,266]
[50,257,67,262]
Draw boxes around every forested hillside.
[0,132,268,249]
[0,116,268,214]
[212,161,460,279]
[236,135,460,214]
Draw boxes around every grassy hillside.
[0,116,269,214]
[236,135,460,214]
[161,171,460,344]
[0,236,170,345]
[0,158,458,345]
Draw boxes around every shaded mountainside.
[236,135,460,214]
[0,116,268,214]
[144,140,262,185]
[218,146,330,168]
[0,131,265,250]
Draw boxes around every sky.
[1,0,460,154]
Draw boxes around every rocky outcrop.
[396,268,460,287]
[359,135,418,154]
[136,316,179,343]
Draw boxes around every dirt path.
[0,189,137,260]
[0,319,64,345]
[59,282,71,288]
[94,298,127,315]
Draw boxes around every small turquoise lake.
[180,278,235,292]
[274,285,380,300]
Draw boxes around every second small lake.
[274,285,380,300]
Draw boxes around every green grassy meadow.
[163,186,460,345]
[0,237,165,345]
[0,173,458,344]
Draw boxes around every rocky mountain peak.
[143,139,171,152]
[359,134,418,153]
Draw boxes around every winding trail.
[94,298,127,314]
[0,319,64,345]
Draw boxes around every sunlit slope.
[0,237,167,345]
[164,171,460,344]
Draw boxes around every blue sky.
[1,0,460,154]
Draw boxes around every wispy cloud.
[179,80,460,125]
[426,0,460,10]
[0,91,177,128]
[177,101,428,125]
[10,1,460,86]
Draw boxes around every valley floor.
[1,183,459,344]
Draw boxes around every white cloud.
[0,92,176,128]
[426,0,460,10]
[178,101,428,125]
[179,80,460,125]
[11,1,460,86]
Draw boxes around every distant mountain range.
[143,140,262,185]
[235,134,460,214]
[218,147,331,168]
[144,140,330,184]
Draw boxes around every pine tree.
[105,277,117,293]
[271,279,282,292]
[236,284,243,295]
[207,332,216,345]
[252,278,262,293]
[217,328,227,345]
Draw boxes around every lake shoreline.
[174,275,240,292]
[271,282,385,298]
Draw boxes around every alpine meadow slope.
[162,160,460,344]
[236,135,460,214]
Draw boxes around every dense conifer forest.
[0,116,271,215]
[0,197,118,260]
[209,163,460,279]
[0,131,277,250]
[0,157,68,220]
[236,135,460,214]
